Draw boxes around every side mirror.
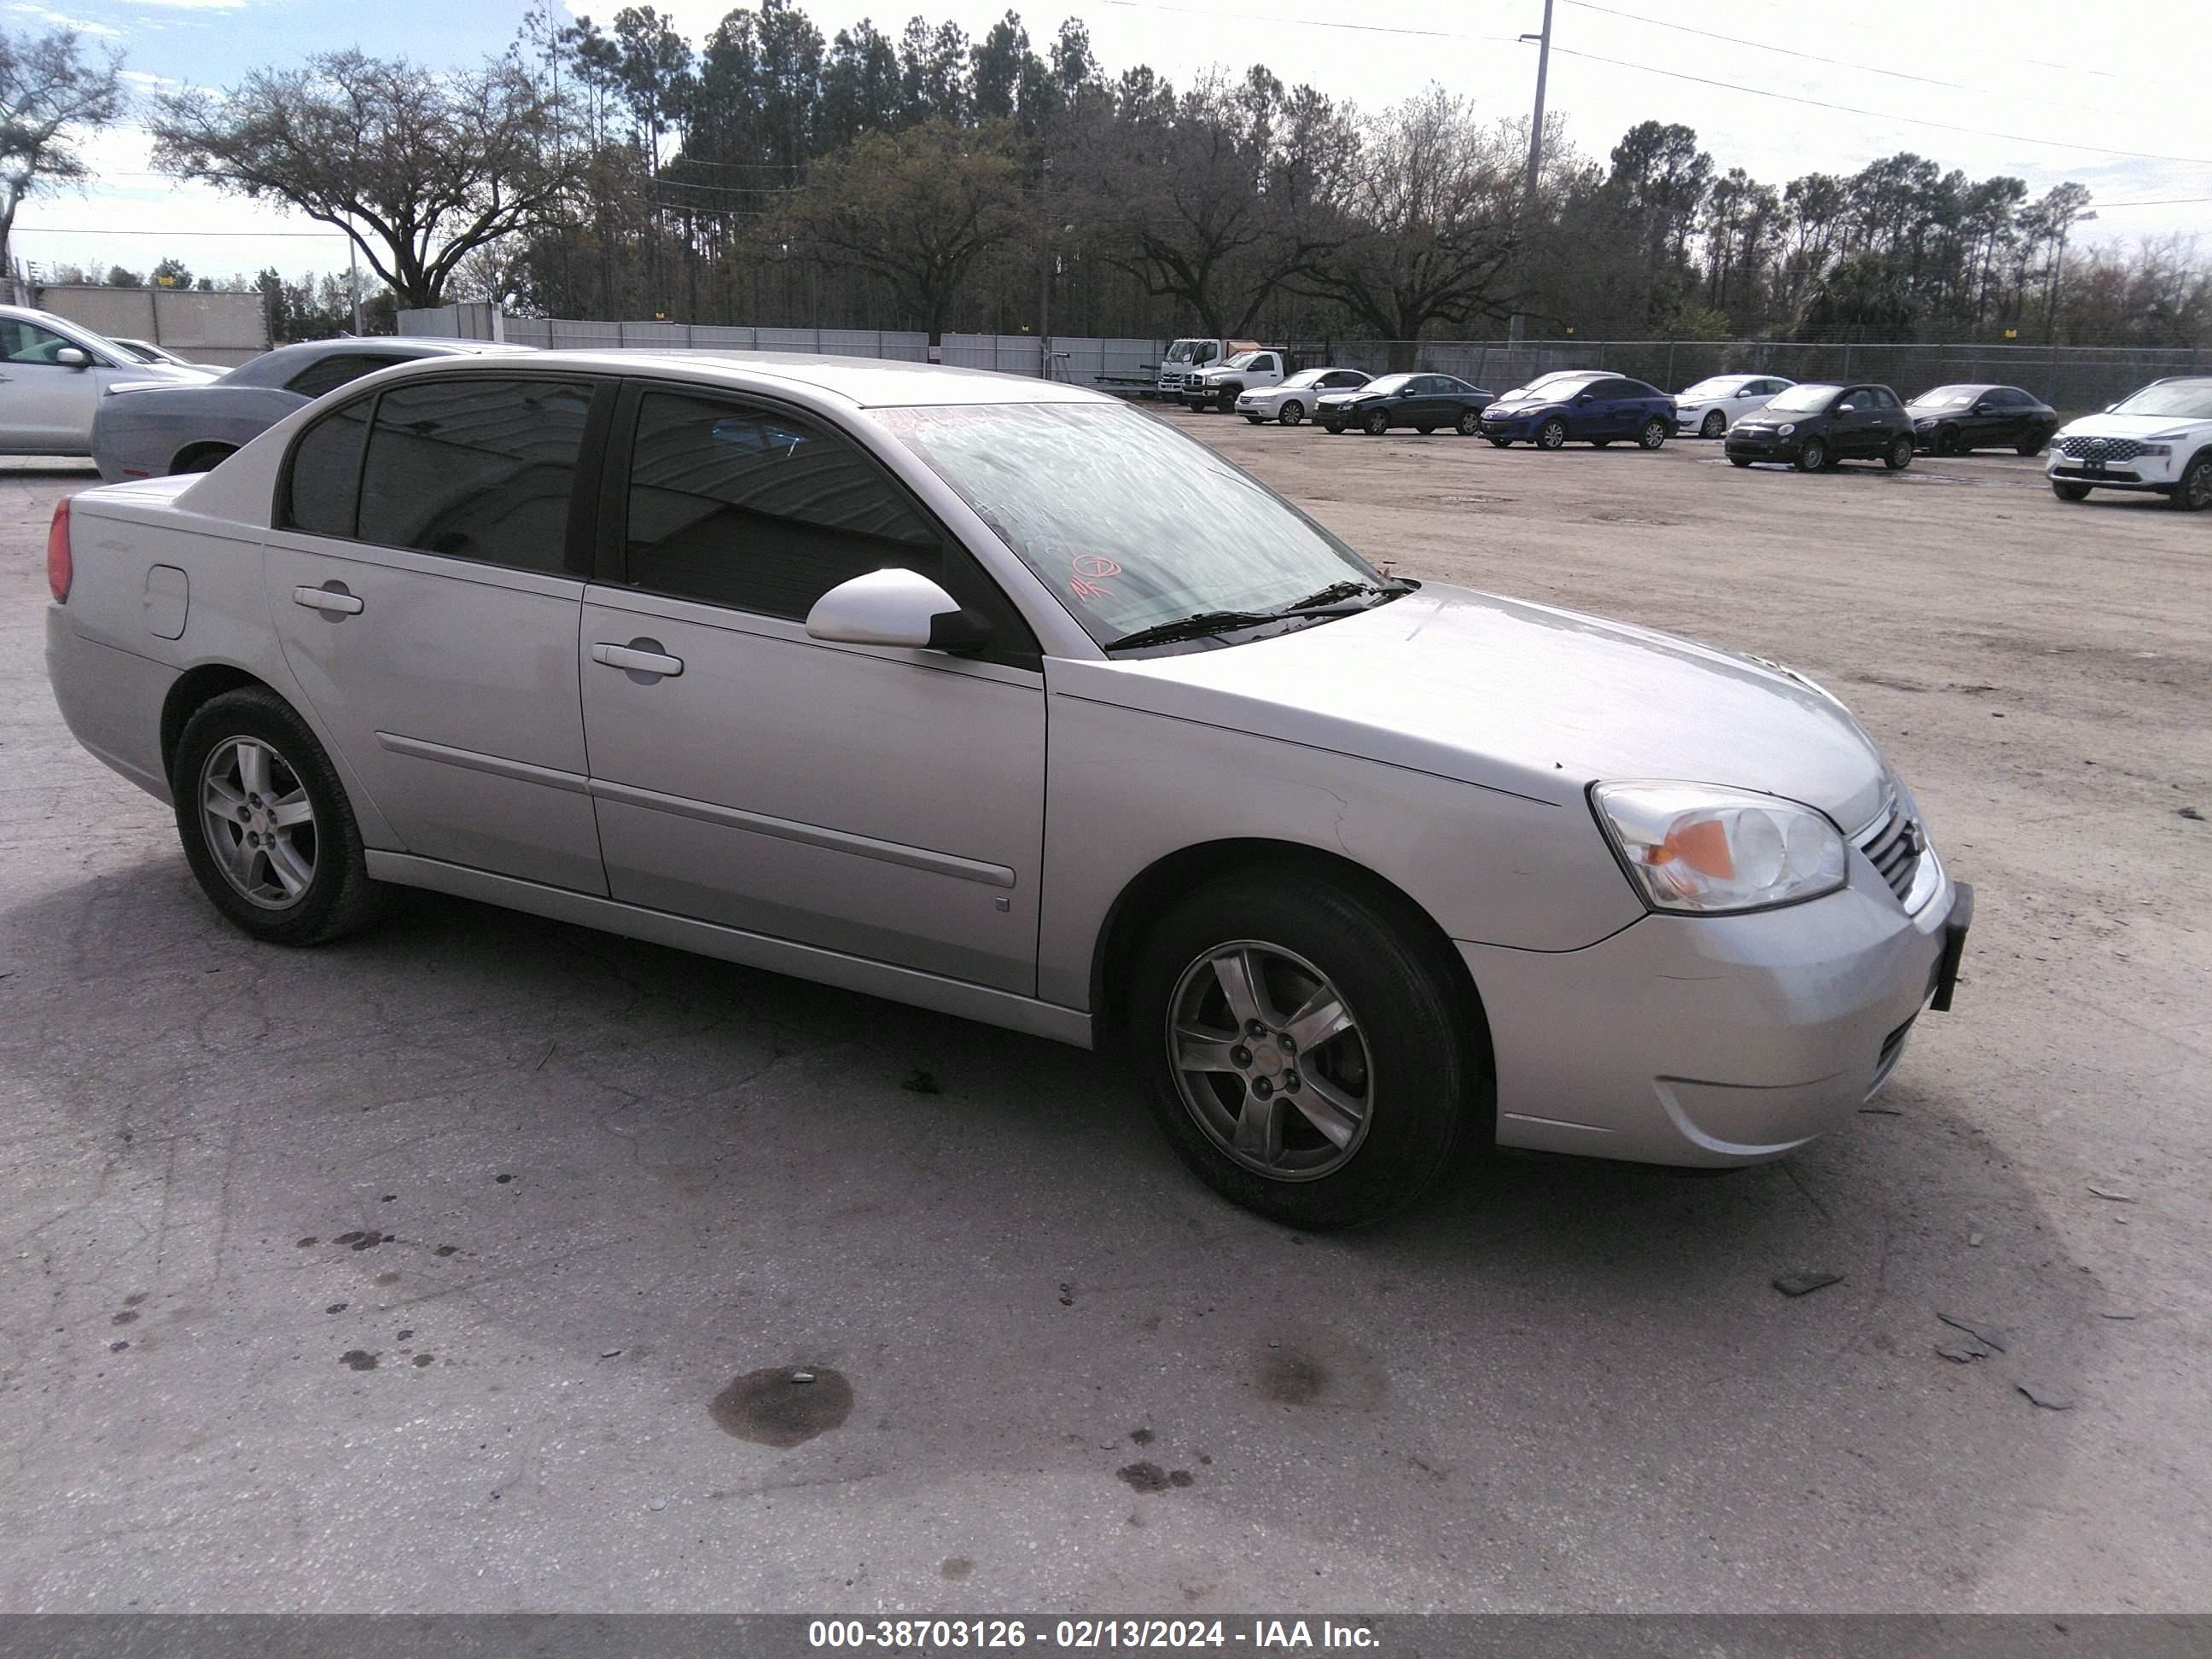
[55,346,90,370]
[1576,393,1594,404]
[805,568,990,655]
[1972,403,1994,414]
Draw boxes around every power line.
[15,225,348,238]
[1560,0,1971,93]
[1095,0,1510,44]
[1545,44,2212,166]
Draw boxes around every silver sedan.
[44,352,1970,1227]
[90,335,527,481]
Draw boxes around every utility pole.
[1511,0,1556,348]
[1520,0,1555,211]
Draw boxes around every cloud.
[119,68,182,88]
[125,0,253,9]
[5,3,124,35]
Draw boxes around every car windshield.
[1506,375,1597,399]
[1163,341,1202,363]
[1912,387,1976,407]
[1364,374,1415,395]
[1765,383,1842,413]
[876,402,1379,649]
[2108,380,2212,420]
[1680,378,1747,399]
[115,341,165,363]
[1281,370,1327,388]
[1222,352,1263,370]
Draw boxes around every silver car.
[0,302,214,457]
[44,352,1971,1227]
[90,335,527,481]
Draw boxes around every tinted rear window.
[282,399,372,537]
[356,377,595,573]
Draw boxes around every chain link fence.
[400,307,2205,416]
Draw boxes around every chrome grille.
[2058,434,2147,462]
[1856,798,1924,902]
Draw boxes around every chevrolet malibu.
[44,353,1970,1228]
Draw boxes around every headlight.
[1777,422,1796,436]
[1592,783,1847,914]
[2139,443,2172,457]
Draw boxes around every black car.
[1726,382,1918,473]
[1315,372,1493,435]
[1906,383,2060,456]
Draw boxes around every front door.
[263,374,609,894]
[579,385,1047,994]
[0,317,132,453]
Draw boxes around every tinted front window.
[877,401,1376,649]
[282,399,371,537]
[356,377,594,573]
[623,390,937,619]
[286,352,410,400]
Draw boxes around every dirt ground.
[0,417,2206,1615]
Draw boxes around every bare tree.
[1300,90,1520,367]
[0,26,125,280]
[152,51,582,309]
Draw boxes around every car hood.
[1484,397,1569,415]
[1070,583,1890,831]
[1315,388,1377,404]
[2058,412,2212,440]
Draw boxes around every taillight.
[46,498,72,603]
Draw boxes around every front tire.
[1883,434,1915,470]
[1323,421,1344,434]
[1278,400,1305,427]
[1244,416,1266,425]
[1127,871,1481,1229]
[1729,454,1754,468]
[1795,438,1828,473]
[1700,410,1726,439]
[2170,452,2212,511]
[1639,418,1668,450]
[1536,417,1568,451]
[1365,410,1390,436]
[1487,436,1511,448]
[1935,426,1960,457]
[171,688,384,946]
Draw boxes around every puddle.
[710,1365,853,1447]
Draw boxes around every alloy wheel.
[199,736,317,910]
[1279,400,1305,426]
[1701,411,1725,439]
[1166,940,1374,1181]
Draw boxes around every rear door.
[262,373,611,893]
[577,382,1047,992]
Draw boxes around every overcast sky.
[9,0,2208,290]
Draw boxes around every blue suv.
[1478,371,1678,451]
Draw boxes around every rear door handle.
[591,639,684,678]
[293,583,363,616]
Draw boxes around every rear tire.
[1126,870,1482,1229]
[1457,410,1481,436]
[2051,480,2092,502]
[1883,434,1915,470]
[171,688,386,947]
[2014,439,2044,457]
[1639,418,1668,450]
[1278,400,1305,427]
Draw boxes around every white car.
[1235,368,1371,426]
[2046,376,2212,510]
[1674,373,1795,439]
[0,304,216,457]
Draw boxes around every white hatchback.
[1674,373,1795,439]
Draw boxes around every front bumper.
[1463,854,1969,1167]
[2046,451,2180,492]
[1726,429,1803,462]
[1477,410,1550,439]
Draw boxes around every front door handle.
[591,639,684,679]
[293,583,363,617]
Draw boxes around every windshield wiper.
[1280,579,1409,613]
[1104,609,1283,651]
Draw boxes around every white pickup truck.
[1153,337,1257,401]
[1182,348,1295,413]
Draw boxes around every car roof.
[218,335,528,387]
[354,348,1111,410]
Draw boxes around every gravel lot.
[1,419,2206,1615]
